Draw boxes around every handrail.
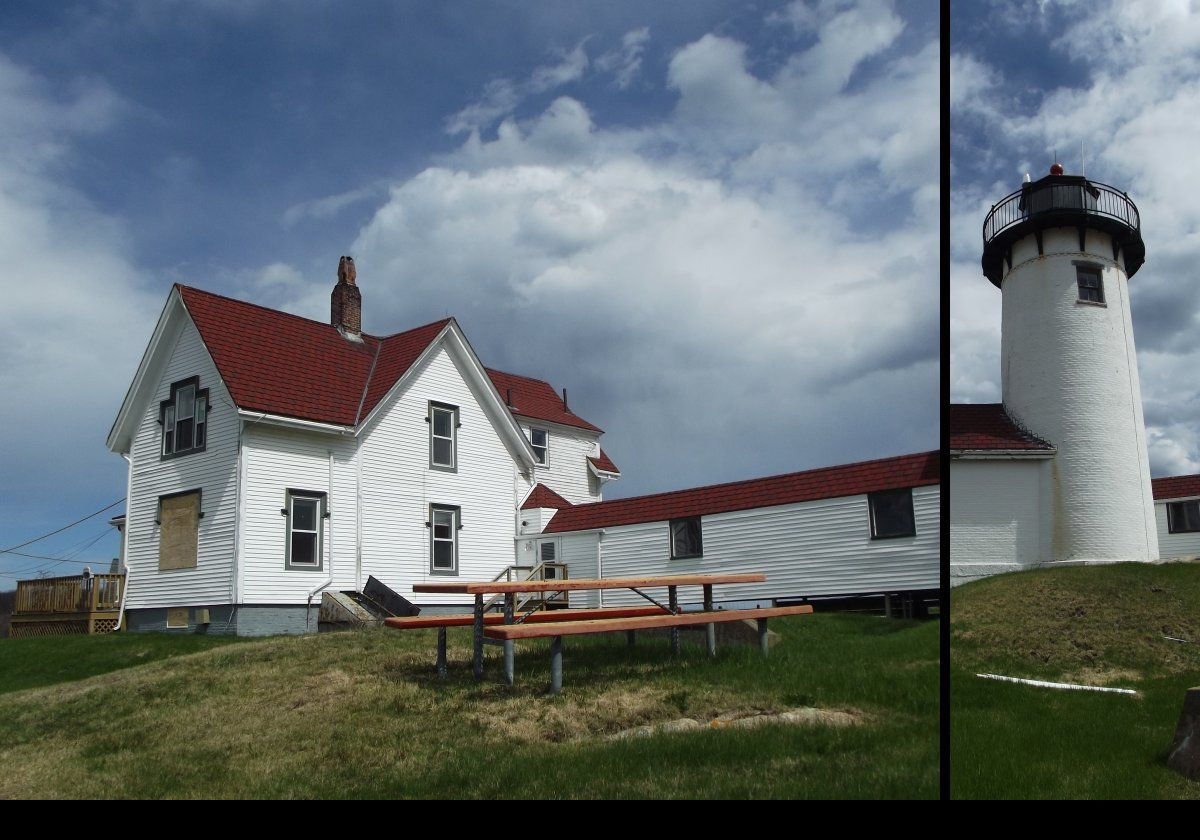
[484,563,546,612]
[13,573,124,615]
[982,179,1139,247]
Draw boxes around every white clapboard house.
[107,259,940,634]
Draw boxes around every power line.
[2,529,115,578]
[0,498,124,555]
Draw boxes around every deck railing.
[13,573,124,615]
[983,179,1140,247]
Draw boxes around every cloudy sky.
[0,0,938,587]
[951,0,1200,478]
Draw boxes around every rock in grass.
[1167,687,1200,780]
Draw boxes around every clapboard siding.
[594,485,940,606]
[238,426,358,604]
[518,420,602,506]
[1155,499,1200,559]
[949,459,1046,583]
[560,532,600,608]
[125,317,238,609]
[358,344,523,605]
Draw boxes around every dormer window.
[160,377,209,459]
[530,427,548,466]
[429,402,458,471]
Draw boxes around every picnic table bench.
[388,572,812,693]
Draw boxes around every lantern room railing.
[982,179,1140,248]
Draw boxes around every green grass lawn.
[0,633,246,695]
[951,562,1200,799]
[0,613,938,799]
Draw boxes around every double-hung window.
[429,504,460,575]
[868,488,916,539]
[1076,265,1104,304]
[530,427,548,466]
[1167,500,1200,534]
[429,402,458,471]
[161,377,209,458]
[285,490,325,570]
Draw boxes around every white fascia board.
[236,409,354,435]
[106,288,184,453]
[353,320,538,470]
[513,413,601,439]
[950,449,1056,460]
[1154,494,1200,504]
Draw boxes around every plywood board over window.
[159,490,200,570]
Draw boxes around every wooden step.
[484,605,813,640]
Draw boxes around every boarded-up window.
[166,607,189,628]
[159,491,200,570]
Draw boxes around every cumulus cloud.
[951,0,1200,475]
[0,51,153,578]
[349,5,938,494]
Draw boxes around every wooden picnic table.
[412,572,767,681]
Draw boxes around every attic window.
[160,377,209,459]
[530,427,548,466]
[868,488,916,539]
[429,402,458,471]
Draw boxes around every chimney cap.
[337,255,357,285]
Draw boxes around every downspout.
[305,449,335,629]
[355,445,363,593]
[113,452,134,630]
[597,529,605,608]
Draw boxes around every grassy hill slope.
[0,613,938,799]
[951,562,1200,799]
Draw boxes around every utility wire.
[2,529,115,578]
[0,498,124,555]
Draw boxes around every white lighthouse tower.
[981,163,1158,563]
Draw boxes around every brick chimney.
[331,255,362,338]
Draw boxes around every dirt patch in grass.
[605,706,866,740]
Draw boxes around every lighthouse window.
[1166,500,1200,534]
[1076,267,1104,304]
[868,488,916,539]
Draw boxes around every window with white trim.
[868,488,916,539]
[670,516,703,559]
[429,402,458,471]
[530,427,548,466]
[160,377,209,458]
[429,504,460,575]
[1167,500,1200,534]
[284,490,325,570]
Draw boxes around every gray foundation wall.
[125,605,320,636]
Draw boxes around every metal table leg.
[669,585,680,655]
[503,591,515,687]
[550,635,563,695]
[757,618,769,657]
[437,626,447,679]
[473,593,484,680]
[703,583,716,658]
[627,629,636,646]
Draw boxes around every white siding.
[1155,498,1200,559]
[588,485,940,607]
[238,426,358,603]
[124,317,238,609]
[357,344,523,606]
[518,420,602,506]
[950,458,1047,584]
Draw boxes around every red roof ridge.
[177,283,452,344]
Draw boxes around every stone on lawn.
[1166,686,1200,780]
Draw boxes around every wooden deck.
[9,573,125,637]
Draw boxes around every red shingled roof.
[949,403,1053,451]
[1152,475,1200,500]
[588,449,620,475]
[487,368,602,433]
[177,284,601,432]
[542,451,939,534]
[521,483,573,510]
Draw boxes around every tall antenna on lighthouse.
[1081,141,1086,177]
